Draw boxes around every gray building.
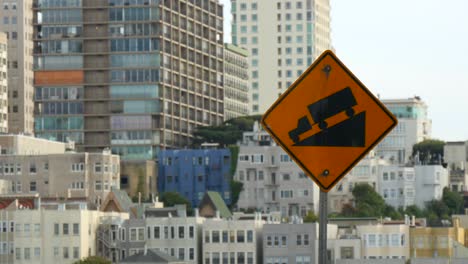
[234,122,319,217]
[33,0,225,160]
[444,141,468,192]
[223,43,249,121]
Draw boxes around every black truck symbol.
[288,87,357,143]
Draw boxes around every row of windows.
[34,55,83,70]
[111,69,160,84]
[204,230,254,244]
[110,54,160,68]
[121,225,196,242]
[383,188,415,199]
[205,251,254,264]
[36,87,83,101]
[35,116,83,131]
[363,233,406,247]
[265,234,310,247]
[265,256,311,264]
[109,7,158,21]
[110,38,160,52]
[36,132,84,144]
[39,10,82,24]
[38,40,83,54]
[36,102,84,115]
[382,171,414,181]
[2,3,17,10]
[0,162,47,175]
[37,0,82,8]
[110,100,160,114]
[38,25,82,39]
[15,246,80,260]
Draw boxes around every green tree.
[73,256,111,264]
[230,180,243,209]
[160,192,193,216]
[442,187,464,215]
[352,183,387,217]
[412,139,445,164]
[303,211,319,223]
[404,205,424,218]
[424,199,450,226]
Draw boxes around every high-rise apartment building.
[376,96,432,165]
[33,0,225,160]
[230,0,331,114]
[0,0,35,134]
[0,32,7,133]
[223,43,248,120]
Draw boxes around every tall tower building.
[223,43,249,121]
[0,32,7,133]
[230,0,331,114]
[33,0,225,160]
[0,0,35,134]
[377,96,432,165]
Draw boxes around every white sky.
[220,0,468,142]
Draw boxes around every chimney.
[138,192,141,206]
[195,208,199,218]
[411,215,416,227]
[216,210,220,219]
[37,197,41,210]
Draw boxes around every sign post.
[319,191,328,264]
[261,50,397,263]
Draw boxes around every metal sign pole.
[318,190,328,264]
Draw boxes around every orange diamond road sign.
[261,50,397,192]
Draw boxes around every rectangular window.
[130,229,137,241]
[94,163,102,173]
[63,224,69,235]
[222,231,228,243]
[34,247,40,257]
[54,223,59,235]
[247,230,253,243]
[212,230,220,243]
[73,247,79,259]
[73,223,79,235]
[179,226,185,239]
[53,247,59,257]
[24,248,30,260]
[16,248,21,260]
[138,228,144,241]
[189,226,194,239]
[237,230,245,243]
[179,248,185,260]
[63,247,69,259]
[297,234,302,245]
[154,226,160,239]
[189,248,194,260]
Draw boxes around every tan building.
[410,217,465,259]
[0,199,129,264]
[120,160,157,201]
[0,0,34,134]
[357,223,410,260]
[0,32,7,133]
[0,135,120,205]
[223,44,249,120]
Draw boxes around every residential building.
[120,160,157,200]
[0,179,10,194]
[33,0,225,160]
[376,96,432,165]
[0,32,7,133]
[0,0,34,134]
[235,122,319,217]
[223,43,249,120]
[98,203,205,264]
[0,198,129,264]
[444,141,468,192]
[0,135,120,206]
[410,217,465,259]
[158,149,231,207]
[328,151,389,213]
[202,213,263,264]
[357,223,410,260]
[230,0,332,114]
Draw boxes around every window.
[30,164,36,174]
[205,230,210,243]
[237,230,245,243]
[73,223,79,235]
[189,226,194,239]
[24,248,30,260]
[179,226,185,239]
[34,224,40,233]
[54,223,59,235]
[282,174,290,181]
[154,226,160,239]
[222,231,228,243]
[304,234,309,245]
[297,234,302,245]
[383,172,388,181]
[29,181,37,192]
[138,228,144,241]
[189,248,194,260]
[212,231,220,243]
[94,163,102,173]
[34,247,40,257]
[178,248,185,261]
[63,247,69,259]
[63,224,69,235]
[73,247,79,259]
[53,247,59,257]
[267,236,272,247]
[247,230,253,242]
[130,229,137,241]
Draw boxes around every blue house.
[158,149,231,207]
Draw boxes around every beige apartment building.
[0,0,35,134]
[0,135,120,205]
[0,32,7,133]
[357,223,410,260]
[0,199,129,264]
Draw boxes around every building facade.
[328,151,389,213]
[0,0,34,134]
[234,122,320,217]
[0,200,128,264]
[444,141,468,192]
[376,97,432,165]
[230,0,331,114]
[158,149,231,207]
[357,223,410,260]
[0,32,7,133]
[202,215,263,264]
[33,0,225,160]
[0,135,120,205]
[223,43,249,120]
